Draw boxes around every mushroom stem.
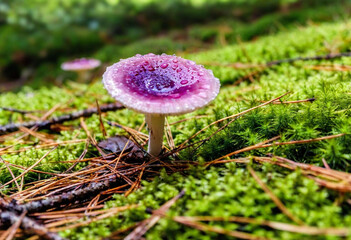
[77,70,89,83]
[145,114,165,156]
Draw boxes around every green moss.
[61,163,351,239]
[1,16,351,239]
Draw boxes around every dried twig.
[0,211,65,240]
[0,103,124,135]
[266,52,351,66]
[205,52,351,86]
[0,107,40,114]
[0,210,26,240]
[1,174,124,213]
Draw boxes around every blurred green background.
[0,0,350,90]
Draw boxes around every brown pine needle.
[175,216,350,236]
[209,152,351,192]
[202,62,265,69]
[304,64,351,71]
[165,118,176,152]
[169,115,209,125]
[173,216,270,240]
[233,69,265,86]
[86,194,101,211]
[63,143,88,174]
[263,98,315,104]
[18,126,55,143]
[49,204,138,231]
[180,92,290,148]
[125,190,185,240]
[41,103,63,120]
[124,168,144,197]
[0,157,20,192]
[113,136,135,171]
[33,205,105,217]
[207,133,346,166]
[107,121,148,140]
[80,117,106,157]
[322,158,331,170]
[247,166,304,225]
[1,146,57,189]
[102,184,129,194]
[0,139,86,154]
[96,100,107,138]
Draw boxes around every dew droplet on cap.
[160,63,168,69]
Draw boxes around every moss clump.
[61,163,351,240]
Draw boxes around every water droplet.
[160,63,168,69]
[172,64,178,70]
[176,68,182,73]
[148,66,155,71]
[143,61,149,66]
[180,80,188,85]
[173,59,178,63]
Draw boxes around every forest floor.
[1,3,351,240]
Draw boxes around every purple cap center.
[126,70,195,98]
[121,56,201,98]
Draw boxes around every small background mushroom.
[61,58,101,83]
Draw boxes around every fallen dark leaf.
[98,136,145,159]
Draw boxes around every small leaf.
[98,135,144,159]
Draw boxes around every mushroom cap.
[102,53,220,115]
[61,58,101,71]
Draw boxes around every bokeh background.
[0,0,350,91]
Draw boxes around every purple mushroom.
[61,58,101,82]
[103,53,220,156]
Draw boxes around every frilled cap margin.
[102,53,220,115]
